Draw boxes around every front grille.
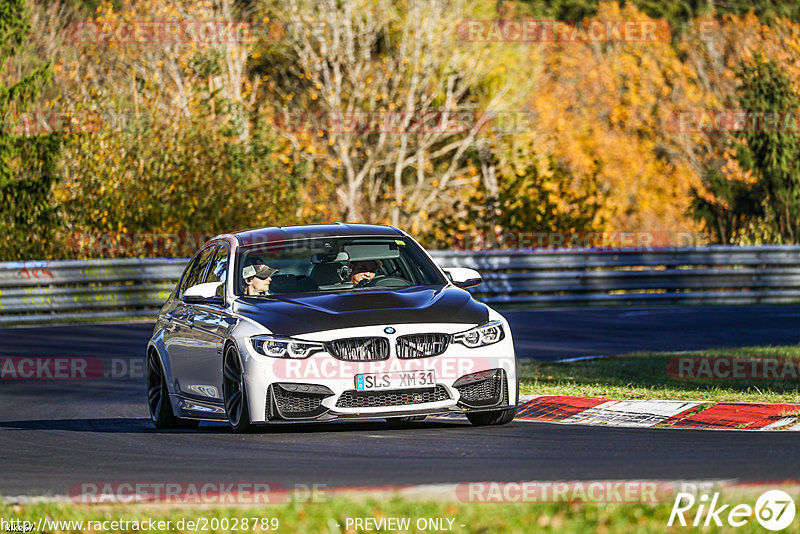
[396,333,450,359]
[327,337,389,361]
[335,386,450,408]
[454,369,507,408]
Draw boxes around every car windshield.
[235,236,446,296]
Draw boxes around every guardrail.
[1,246,800,324]
[430,246,800,306]
[0,258,186,324]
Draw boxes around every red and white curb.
[437,395,800,430]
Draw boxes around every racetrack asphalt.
[1,305,800,496]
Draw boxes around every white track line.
[760,417,800,431]
[559,400,704,428]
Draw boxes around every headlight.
[251,335,325,359]
[453,321,505,348]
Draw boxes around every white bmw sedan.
[147,224,518,432]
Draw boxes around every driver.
[242,259,278,295]
[349,259,382,287]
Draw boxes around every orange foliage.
[530,2,705,238]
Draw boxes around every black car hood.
[234,286,489,336]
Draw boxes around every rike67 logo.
[669,490,796,531]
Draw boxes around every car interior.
[238,240,433,296]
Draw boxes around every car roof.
[226,223,405,247]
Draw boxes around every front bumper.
[237,321,518,423]
[265,368,510,421]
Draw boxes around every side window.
[178,255,200,296]
[182,246,215,296]
[206,245,229,296]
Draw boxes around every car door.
[162,252,201,387]
[167,244,216,399]
[183,243,234,402]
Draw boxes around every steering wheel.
[364,275,411,288]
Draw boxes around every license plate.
[355,370,435,391]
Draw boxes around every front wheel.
[223,345,256,433]
[466,407,517,427]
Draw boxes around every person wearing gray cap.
[242,261,278,296]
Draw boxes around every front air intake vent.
[267,383,333,420]
[335,386,450,408]
[454,369,508,409]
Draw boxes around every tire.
[466,406,517,426]
[223,345,256,433]
[147,350,198,429]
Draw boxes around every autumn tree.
[261,0,529,231]
[690,166,762,244]
[436,133,608,249]
[679,15,800,243]
[736,54,800,242]
[52,0,308,257]
[0,0,61,260]
[527,2,705,240]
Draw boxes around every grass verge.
[2,492,797,534]
[519,345,800,402]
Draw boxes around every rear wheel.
[147,350,197,429]
[466,407,517,426]
[223,345,255,433]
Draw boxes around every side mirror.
[443,268,482,289]
[184,282,224,304]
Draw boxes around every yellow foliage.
[529,2,706,237]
